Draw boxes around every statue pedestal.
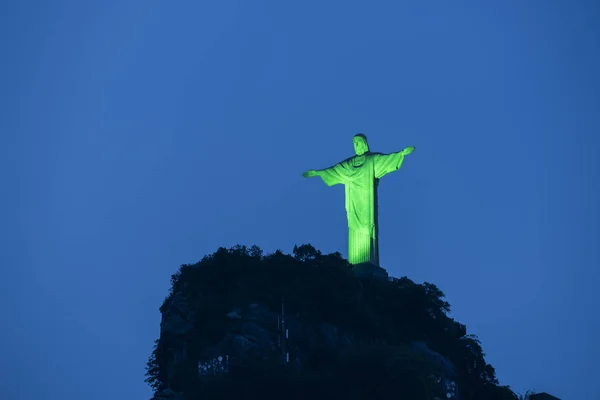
[352,263,389,280]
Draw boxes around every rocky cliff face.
[153,293,457,400]
[200,302,356,370]
[157,295,357,379]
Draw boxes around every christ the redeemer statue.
[302,134,415,271]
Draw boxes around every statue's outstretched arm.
[302,169,320,178]
[303,162,347,186]
[374,147,415,179]
[399,146,415,156]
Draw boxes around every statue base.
[352,262,389,280]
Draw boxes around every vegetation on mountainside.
[146,244,520,400]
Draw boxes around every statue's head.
[353,133,370,156]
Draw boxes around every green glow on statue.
[302,134,415,266]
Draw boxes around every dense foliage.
[146,244,519,400]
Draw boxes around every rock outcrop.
[146,245,519,400]
[155,298,457,396]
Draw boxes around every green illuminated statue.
[302,134,415,270]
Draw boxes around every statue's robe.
[318,151,406,266]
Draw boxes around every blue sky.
[1,1,598,399]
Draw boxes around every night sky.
[2,1,598,399]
